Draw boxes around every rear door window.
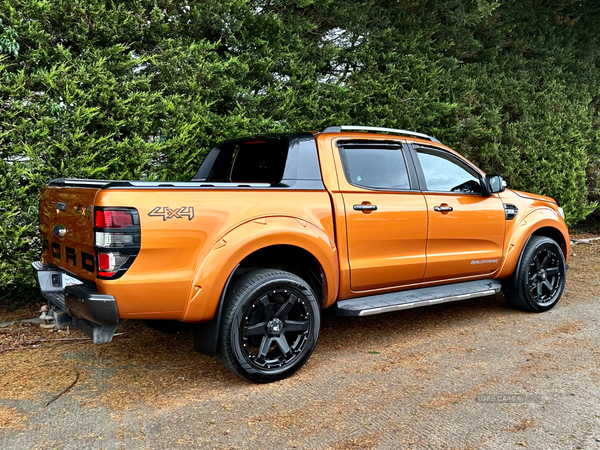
[339,144,411,190]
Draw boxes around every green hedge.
[1,0,599,305]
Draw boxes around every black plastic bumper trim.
[64,284,119,327]
[32,261,119,327]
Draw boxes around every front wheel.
[217,269,320,383]
[503,236,567,312]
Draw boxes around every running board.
[336,279,502,317]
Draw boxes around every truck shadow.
[11,291,533,411]
[105,294,513,376]
[2,291,561,414]
[318,292,513,348]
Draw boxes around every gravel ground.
[1,239,600,450]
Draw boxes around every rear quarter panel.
[94,188,336,320]
[182,215,339,322]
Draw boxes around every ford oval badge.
[53,224,66,238]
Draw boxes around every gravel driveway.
[1,239,600,449]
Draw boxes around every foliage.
[1,0,599,304]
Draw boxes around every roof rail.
[320,125,441,144]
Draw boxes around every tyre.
[217,269,320,383]
[503,236,567,312]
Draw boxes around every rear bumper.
[32,261,118,343]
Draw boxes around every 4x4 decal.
[148,206,195,221]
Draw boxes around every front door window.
[416,149,482,194]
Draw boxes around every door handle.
[434,205,453,213]
[353,204,377,211]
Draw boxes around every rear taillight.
[98,252,129,277]
[95,232,134,247]
[94,207,140,279]
[95,210,134,228]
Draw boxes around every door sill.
[336,279,501,317]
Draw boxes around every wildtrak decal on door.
[148,206,195,221]
[470,259,499,265]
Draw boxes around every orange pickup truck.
[33,126,569,382]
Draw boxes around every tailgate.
[40,185,100,282]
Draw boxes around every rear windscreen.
[193,139,289,183]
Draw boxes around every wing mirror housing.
[486,175,506,195]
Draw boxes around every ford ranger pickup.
[33,125,570,382]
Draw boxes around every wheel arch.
[531,226,568,258]
[229,244,328,306]
[497,208,569,280]
[187,216,339,356]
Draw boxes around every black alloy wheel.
[217,269,320,382]
[503,235,566,312]
[527,245,563,307]
[239,288,312,369]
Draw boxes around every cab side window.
[339,145,411,190]
[416,148,482,194]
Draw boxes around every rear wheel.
[504,236,566,312]
[217,269,320,383]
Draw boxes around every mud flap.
[192,264,240,357]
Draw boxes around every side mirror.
[487,175,506,194]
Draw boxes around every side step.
[336,279,502,317]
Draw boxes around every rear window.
[193,139,289,183]
[339,144,411,190]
